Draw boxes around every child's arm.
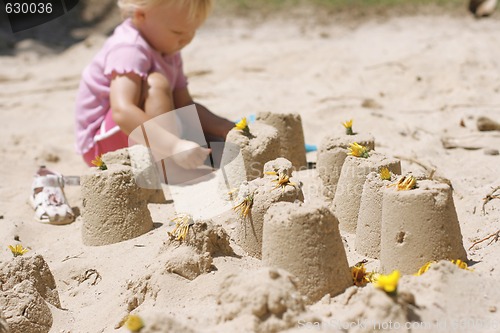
[110,73,210,169]
[173,87,234,139]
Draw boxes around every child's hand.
[171,140,211,169]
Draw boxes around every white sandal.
[29,167,79,225]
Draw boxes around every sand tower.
[255,112,307,171]
[380,179,467,275]
[355,171,398,259]
[332,151,401,233]
[233,158,304,259]
[220,122,280,192]
[262,201,352,303]
[81,164,154,246]
[101,145,166,204]
[317,134,375,199]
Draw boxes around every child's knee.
[146,72,172,93]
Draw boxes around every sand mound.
[162,220,233,280]
[164,246,213,280]
[0,255,60,308]
[0,255,60,333]
[330,286,416,333]
[217,267,306,333]
[0,310,8,333]
[0,280,52,333]
[179,220,233,257]
[399,261,500,332]
[124,274,159,314]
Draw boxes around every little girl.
[74,0,234,169]
[29,0,235,225]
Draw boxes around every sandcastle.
[81,163,154,246]
[332,151,401,233]
[255,112,307,171]
[0,311,7,333]
[220,122,280,191]
[355,171,399,259]
[262,201,352,303]
[380,179,467,275]
[101,145,166,204]
[232,158,304,259]
[0,255,60,333]
[316,133,375,199]
[163,218,233,280]
[216,267,305,333]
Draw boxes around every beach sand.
[1,6,500,332]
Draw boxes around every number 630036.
[6,2,53,14]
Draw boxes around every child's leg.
[82,72,177,166]
[142,72,174,118]
[141,72,182,137]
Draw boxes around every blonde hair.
[117,0,213,21]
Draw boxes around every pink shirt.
[75,19,188,155]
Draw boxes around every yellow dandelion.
[415,261,436,276]
[125,314,144,332]
[265,170,297,192]
[380,167,391,181]
[233,194,254,219]
[351,260,379,286]
[168,213,194,241]
[351,262,370,286]
[396,175,417,191]
[451,259,472,271]
[416,259,472,276]
[235,118,249,131]
[342,119,354,135]
[91,155,107,171]
[8,244,29,257]
[374,270,400,294]
[348,142,370,158]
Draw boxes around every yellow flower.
[451,259,472,271]
[265,170,297,192]
[351,264,366,286]
[8,244,29,257]
[342,119,354,135]
[380,167,391,181]
[374,270,400,294]
[235,118,249,131]
[396,175,417,191]
[416,259,472,276]
[125,314,144,332]
[351,261,378,286]
[351,262,370,286]
[168,213,194,241]
[348,142,370,158]
[415,261,436,276]
[233,194,254,218]
[91,155,107,170]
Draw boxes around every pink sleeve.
[104,45,151,79]
[175,54,188,89]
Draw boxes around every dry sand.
[1,7,500,333]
